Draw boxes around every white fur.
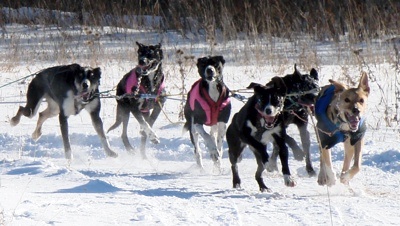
[208,81,220,102]
[140,123,160,144]
[318,163,337,186]
[246,119,282,145]
[62,91,77,116]
[191,121,226,169]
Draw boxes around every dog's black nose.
[139,58,148,66]
[352,107,360,115]
[265,108,272,115]
[82,82,89,89]
[205,67,215,78]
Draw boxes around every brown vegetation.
[1,0,399,43]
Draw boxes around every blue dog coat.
[315,85,366,149]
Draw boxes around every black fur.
[268,65,319,176]
[226,78,296,192]
[10,64,117,159]
[183,56,231,169]
[108,42,166,158]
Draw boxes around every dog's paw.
[209,149,221,162]
[106,150,118,158]
[64,150,73,160]
[292,148,305,161]
[10,116,20,126]
[147,132,160,144]
[260,187,273,193]
[213,161,222,174]
[233,183,241,189]
[283,175,297,187]
[32,130,42,141]
[306,167,317,177]
[265,161,278,172]
[340,171,351,185]
[150,136,160,144]
[318,170,336,186]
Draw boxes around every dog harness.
[315,85,366,149]
[125,67,165,111]
[188,79,231,126]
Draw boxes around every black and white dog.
[108,42,166,158]
[10,64,117,159]
[183,56,231,170]
[267,65,319,176]
[226,78,296,192]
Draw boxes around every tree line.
[1,0,399,42]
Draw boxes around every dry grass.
[0,1,398,127]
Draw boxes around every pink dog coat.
[188,79,231,126]
[125,67,165,112]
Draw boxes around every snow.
[1,21,400,226]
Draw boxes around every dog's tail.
[182,121,190,135]
[107,104,126,133]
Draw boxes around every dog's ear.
[358,71,370,95]
[271,76,287,96]
[310,68,319,80]
[293,64,301,77]
[329,79,347,93]
[136,41,144,48]
[215,56,225,65]
[93,67,101,79]
[197,57,206,65]
[247,82,262,89]
[250,83,266,98]
[69,63,81,72]
[197,57,206,77]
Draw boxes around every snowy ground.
[0,22,400,226]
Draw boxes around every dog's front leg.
[318,147,336,186]
[340,139,363,184]
[89,110,118,158]
[132,111,160,144]
[249,146,271,192]
[216,122,227,159]
[59,113,72,159]
[193,124,220,163]
[190,124,204,168]
[298,123,315,176]
[274,134,296,187]
[147,97,165,127]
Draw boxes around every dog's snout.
[352,107,360,115]
[265,108,272,115]
[205,66,216,78]
[82,79,90,90]
[139,57,148,66]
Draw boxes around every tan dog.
[315,72,370,186]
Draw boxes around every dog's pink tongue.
[82,92,90,101]
[348,115,360,130]
[264,116,275,127]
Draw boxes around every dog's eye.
[345,98,350,103]
[359,98,364,104]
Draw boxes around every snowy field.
[0,20,400,226]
